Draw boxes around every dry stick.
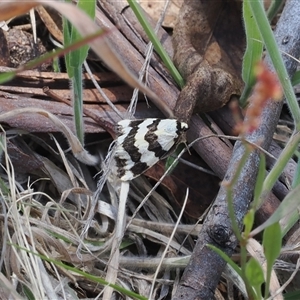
[0,108,98,165]
[95,2,179,117]
[83,60,124,120]
[43,86,116,138]
[126,0,172,119]
[173,1,300,299]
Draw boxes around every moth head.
[179,122,188,132]
[174,121,188,145]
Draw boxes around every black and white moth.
[111,118,188,181]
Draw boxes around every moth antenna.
[184,141,191,155]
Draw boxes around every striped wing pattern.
[111,118,188,181]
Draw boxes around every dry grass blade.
[1,138,47,298]
[104,182,130,299]
[1,109,278,298]
[269,258,300,299]
[0,2,37,19]
[0,134,111,298]
[149,188,189,299]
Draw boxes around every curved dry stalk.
[0,108,98,165]
[247,238,282,299]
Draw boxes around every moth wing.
[112,118,187,181]
[114,140,153,181]
[116,119,156,135]
[134,119,183,162]
[114,119,157,181]
[154,120,181,156]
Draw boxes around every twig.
[126,0,172,119]
[83,60,124,120]
[43,86,116,137]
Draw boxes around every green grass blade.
[207,244,242,277]
[13,244,147,300]
[251,179,300,236]
[0,71,16,84]
[63,16,73,77]
[63,0,96,144]
[245,258,264,299]
[240,0,264,107]
[243,209,255,237]
[208,244,257,299]
[292,154,300,188]
[262,222,282,298]
[23,285,35,300]
[127,0,184,88]
[266,0,284,21]
[252,153,266,210]
[291,70,300,86]
[71,69,84,143]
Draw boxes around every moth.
[110,118,188,181]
